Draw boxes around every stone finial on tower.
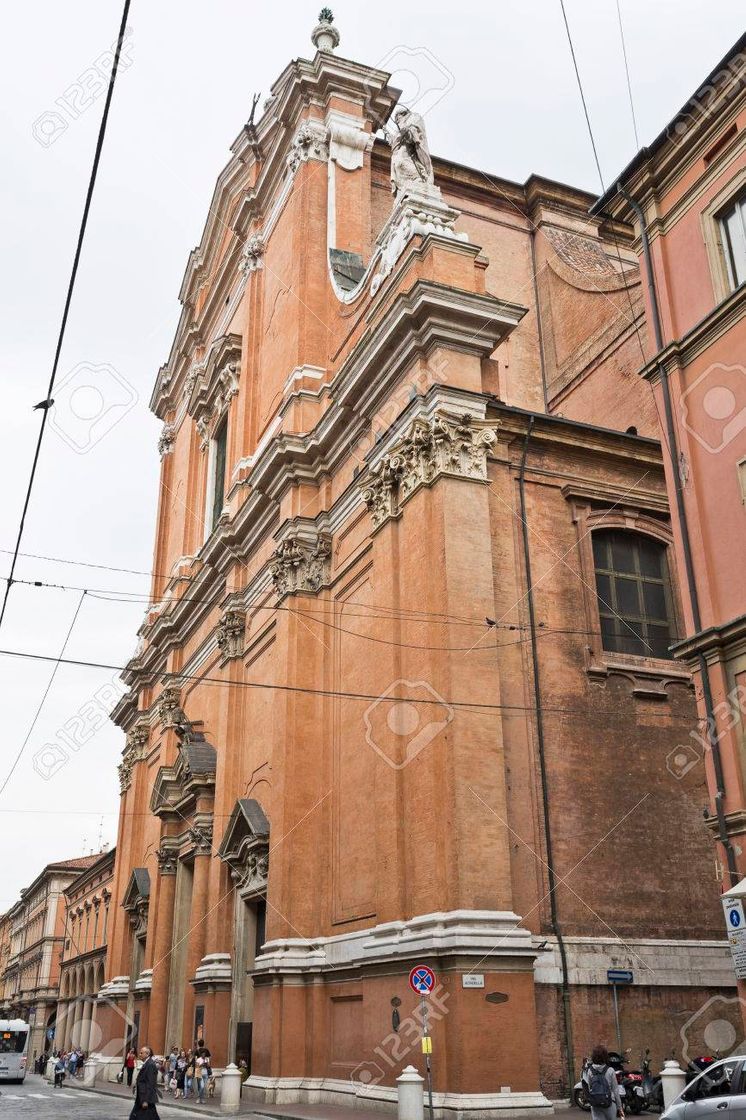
[311,8,340,52]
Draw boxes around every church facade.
[97,15,737,1112]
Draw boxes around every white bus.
[0,1019,29,1083]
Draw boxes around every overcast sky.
[0,0,743,908]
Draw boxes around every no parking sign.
[409,964,436,995]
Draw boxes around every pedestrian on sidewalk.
[174,1049,187,1099]
[125,1047,137,1087]
[166,1046,179,1093]
[195,1039,212,1078]
[129,1045,160,1118]
[53,1054,66,1089]
[194,1054,208,1104]
[184,1048,195,1099]
[583,1045,624,1120]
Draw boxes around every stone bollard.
[45,1056,56,1083]
[82,1055,99,1086]
[660,1060,687,1109]
[220,1063,243,1114]
[397,1065,425,1120]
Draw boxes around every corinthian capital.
[270,533,332,600]
[361,411,499,530]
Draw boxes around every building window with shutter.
[719,192,746,291]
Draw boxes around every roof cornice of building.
[488,400,664,465]
[62,847,116,898]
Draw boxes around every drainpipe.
[617,186,738,886]
[519,416,576,1091]
[529,227,550,412]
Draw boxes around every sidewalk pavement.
[57,1073,583,1120]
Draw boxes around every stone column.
[80,997,94,1053]
[148,849,178,1052]
[70,997,85,1048]
[182,832,212,1044]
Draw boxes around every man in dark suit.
[129,1046,160,1118]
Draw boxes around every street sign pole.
[606,969,632,1052]
[409,964,436,1120]
[611,983,622,1054]
[421,993,435,1120]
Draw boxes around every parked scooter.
[615,1050,647,1115]
[640,1050,664,1112]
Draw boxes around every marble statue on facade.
[389,107,434,196]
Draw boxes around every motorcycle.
[639,1050,664,1113]
[617,1051,646,1115]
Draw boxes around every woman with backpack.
[583,1045,624,1120]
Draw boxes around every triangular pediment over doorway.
[121,867,150,910]
[218,799,270,894]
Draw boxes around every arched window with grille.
[592,529,676,660]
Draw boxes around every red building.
[96,14,740,1110]
[593,35,746,902]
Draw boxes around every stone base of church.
[84,1054,128,1083]
[243,1076,554,1119]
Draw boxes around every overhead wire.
[615,0,640,148]
[6,574,620,642]
[0,645,592,717]
[0,591,87,796]
[557,0,679,473]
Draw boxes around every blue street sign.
[607,969,633,984]
[729,907,742,928]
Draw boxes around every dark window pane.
[618,620,645,656]
[211,420,228,530]
[593,535,608,569]
[595,572,612,606]
[594,530,674,660]
[648,624,672,659]
[611,534,636,573]
[638,538,664,578]
[600,615,621,652]
[616,576,640,616]
[643,580,667,620]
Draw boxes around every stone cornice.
[253,909,538,980]
[671,611,746,665]
[641,283,746,384]
[560,480,669,515]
